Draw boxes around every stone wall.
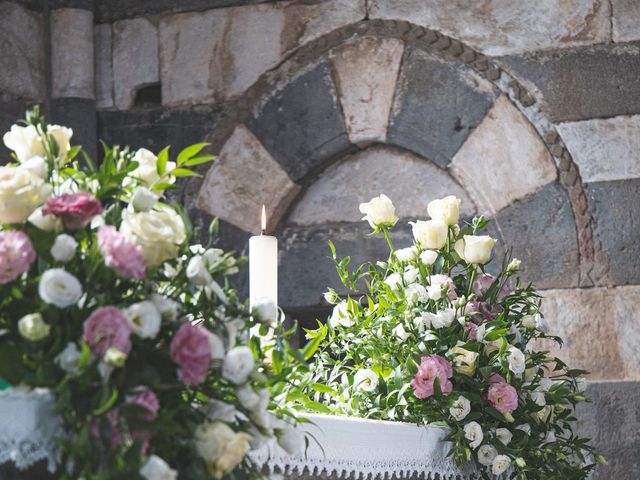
[2,0,640,477]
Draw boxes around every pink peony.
[488,374,518,414]
[44,192,102,229]
[0,231,36,284]
[170,323,211,385]
[411,354,453,399]
[82,306,132,355]
[428,274,457,301]
[97,225,146,280]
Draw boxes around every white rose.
[28,207,61,231]
[329,301,353,328]
[392,323,411,343]
[195,421,251,480]
[507,346,526,375]
[403,266,419,284]
[463,421,483,449]
[55,342,83,376]
[139,455,177,480]
[492,454,511,476]
[353,368,378,392]
[209,333,225,361]
[130,148,176,190]
[50,234,77,263]
[120,206,186,267]
[252,298,278,324]
[419,250,438,265]
[427,195,461,226]
[384,272,403,290]
[38,268,82,308]
[515,424,531,435]
[0,165,51,223]
[187,255,213,286]
[404,284,428,305]
[3,124,45,162]
[222,346,255,385]
[477,444,498,466]
[150,294,180,321]
[395,246,417,262]
[18,313,50,341]
[21,156,48,178]
[410,220,448,250]
[431,308,456,329]
[46,125,73,164]
[124,301,161,339]
[277,425,305,456]
[359,194,398,229]
[449,395,471,421]
[455,235,496,265]
[496,428,513,445]
[131,186,159,212]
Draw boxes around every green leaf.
[184,155,216,167]
[177,143,209,166]
[310,383,337,395]
[93,387,119,415]
[156,146,170,176]
[304,400,332,414]
[171,168,202,178]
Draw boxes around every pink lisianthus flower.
[428,274,457,301]
[82,306,132,355]
[126,386,160,422]
[488,374,518,414]
[411,354,453,399]
[0,231,36,284]
[44,192,102,229]
[170,323,211,386]
[464,322,478,341]
[97,225,146,280]
[90,411,122,449]
[472,274,511,300]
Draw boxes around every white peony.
[449,395,471,421]
[38,268,82,308]
[28,207,61,231]
[18,313,50,341]
[431,308,456,329]
[419,249,438,265]
[130,148,176,191]
[187,255,213,286]
[353,368,378,392]
[395,246,417,262]
[384,272,403,290]
[139,455,177,480]
[410,220,448,250]
[195,421,252,480]
[131,186,159,212]
[492,454,511,475]
[0,165,51,224]
[150,294,180,321]
[50,234,77,263]
[55,342,83,376]
[463,421,483,449]
[392,323,411,343]
[477,444,498,466]
[209,333,225,361]
[455,235,496,265]
[359,194,398,229]
[124,301,161,339]
[507,346,526,375]
[329,301,353,328]
[427,195,461,226]
[222,346,255,385]
[496,427,513,446]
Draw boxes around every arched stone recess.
[193,20,595,308]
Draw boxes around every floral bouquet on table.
[302,194,604,479]
[0,108,306,480]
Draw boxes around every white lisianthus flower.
[521,313,539,329]
[506,258,521,273]
[104,347,127,367]
[403,266,419,284]
[463,421,484,449]
[427,195,461,226]
[392,323,411,343]
[120,206,186,267]
[204,399,238,423]
[353,368,378,392]
[55,342,83,376]
[542,431,556,445]
[131,186,159,212]
[150,294,180,321]
[0,165,51,223]
[492,454,511,475]
[3,124,45,162]
[426,284,442,301]
[222,346,255,385]
[410,220,448,250]
[515,424,531,435]
[139,455,177,480]
[237,384,260,410]
[448,344,479,376]
[449,395,471,421]
[124,301,161,339]
[507,346,526,375]
[533,405,553,424]
[431,308,456,329]
[21,156,48,178]
[130,148,176,191]
[187,255,213,286]
[277,425,305,456]
[359,194,398,229]
[496,428,513,445]
[477,444,498,466]
[18,313,50,341]
[50,234,78,263]
[384,272,403,290]
[395,246,418,262]
[329,301,352,328]
[530,389,546,407]
[576,377,588,393]
[38,268,83,308]
[536,315,550,333]
[195,421,252,480]
[28,207,61,231]
[419,249,438,265]
[209,333,225,361]
[404,283,428,305]
[252,298,278,324]
[454,235,496,265]
[46,125,73,164]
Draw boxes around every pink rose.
[428,274,457,301]
[170,323,211,385]
[411,354,453,399]
[97,225,146,280]
[44,192,102,229]
[0,231,36,284]
[82,306,132,355]
[488,374,518,414]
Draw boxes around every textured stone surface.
[388,47,495,168]
[369,0,611,56]
[587,179,640,286]
[450,95,557,215]
[248,61,353,183]
[331,37,404,146]
[557,115,640,183]
[498,42,640,122]
[51,8,94,99]
[51,98,97,160]
[197,125,301,234]
[0,94,29,160]
[288,145,475,226]
[487,182,579,290]
[0,1,45,100]
[113,17,159,110]
[95,23,114,109]
[612,0,640,42]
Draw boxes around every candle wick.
[261,229,266,236]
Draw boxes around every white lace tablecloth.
[251,414,475,479]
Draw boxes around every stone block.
[388,47,495,168]
[51,98,97,160]
[95,23,114,109]
[612,0,640,42]
[557,115,640,183]
[113,17,159,110]
[0,1,45,100]
[247,61,353,183]
[587,178,640,286]
[497,42,640,122]
[330,37,404,146]
[287,145,475,226]
[369,0,611,56]
[450,95,557,215]
[196,125,301,234]
[51,8,94,99]
[0,94,29,159]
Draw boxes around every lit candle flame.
[261,205,267,234]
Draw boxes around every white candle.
[249,206,278,319]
